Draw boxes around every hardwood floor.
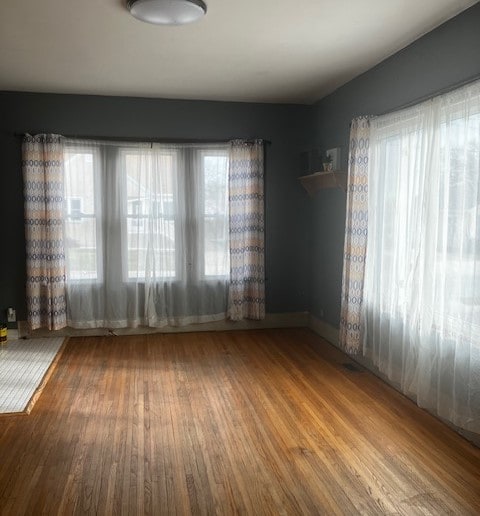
[0,328,479,515]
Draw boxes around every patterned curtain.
[22,134,67,331]
[339,117,373,354]
[228,140,265,320]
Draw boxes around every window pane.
[64,149,99,281]
[367,104,480,336]
[124,151,177,279]
[203,153,229,277]
[64,218,99,280]
[436,112,480,312]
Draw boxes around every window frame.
[63,144,103,283]
[117,144,230,284]
[197,147,230,281]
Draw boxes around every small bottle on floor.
[0,325,7,344]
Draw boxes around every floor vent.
[342,362,362,372]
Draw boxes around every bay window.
[63,140,230,328]
[342,78,480,433]
[23,134,264,331]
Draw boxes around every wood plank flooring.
[0,328,479,515]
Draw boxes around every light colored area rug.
[0,337,65,415]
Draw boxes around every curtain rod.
[13,133,271,145]
[348,73,480,126]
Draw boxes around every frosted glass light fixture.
[127,0,207,25]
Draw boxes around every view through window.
[63,142,230,284]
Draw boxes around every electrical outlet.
[7,307,16,323]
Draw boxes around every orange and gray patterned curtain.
[227,140,265,320]
[22,134,67,331]
[339,117,373,354]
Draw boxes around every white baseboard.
[5,329,19,340]
[29,312,310,338]
[308,314,340,346]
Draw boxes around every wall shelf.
[299,171,347,196]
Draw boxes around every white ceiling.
[0,0,477,104]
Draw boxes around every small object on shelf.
[299,171,347,196]
[326,147,341,170]
[322,154,333,172]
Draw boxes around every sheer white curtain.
[363,79,480,433]
[63,140,230,328]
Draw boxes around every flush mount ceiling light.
[127,0,207,25]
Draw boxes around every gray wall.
[2,2,480,327]
[0,94,312,321]
[310,2,480,326]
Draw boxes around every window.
[64,148,101,281]
[366,105,480,333]
[68,198,82,220]
[63,142,230,284]
[122,148,178,280]
[356,80,480,433]
[201,150,229,278]
[24,135,264,331]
